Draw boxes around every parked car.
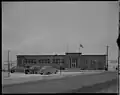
[116,65,120,74]
[2,68,7,72]
[39,66,58,75]
[60,66,65,70]
[25,65,41,74]
[10,66,25,73]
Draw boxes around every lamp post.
[8,50,10,77]
[105,46,109,71]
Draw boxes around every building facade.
[17,53,106,70]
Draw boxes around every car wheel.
[47,72,51,75]
[55,71,57,74]
[40,73,43,75]
[11,70,14,73]
[25,72,28,74]
[25,71,28,74]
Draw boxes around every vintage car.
[10,66,25,73]
[39,66,58,75]
[25,65,41,74]
[116,65,120,74]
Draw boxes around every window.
[43,59,45,63]
[39,59,41,63]
[52,59,55,63]
[55,59,58,64]
[91,60,93,64]
[41,59,43,63]
[44,59,46,63]
[29,59,31,64]
[45,59,47,63]
[29,60,31,63]
[46,59,48,63]
[43,59,44,63]
[55,59,60,64]
[30,60,32,64]
[58,59,60,64]
[30,60,32,63]
[31,60,33,64]
[62,59,64,63]
[23,59,26,65]
[48,59,50,63]
[72,59,75,63]
[32,60,34,63]
[33,59,36,64]
[42,59,44,63]
[72,58,77,63]
[28,60,30,63]
[32,60,34,64]
[45,59,48,63]
[26,59,28,63]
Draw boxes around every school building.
[17,52,107,70]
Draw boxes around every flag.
[80,44,83,48]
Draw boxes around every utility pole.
[118,1,120,73]
[60,63,61,75]
[106,46,109,71]
[8,50,10,77]
[118,2,120,94]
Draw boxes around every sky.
[2,1,119,63]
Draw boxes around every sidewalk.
[2,72,82,86]
[2,71,105,86]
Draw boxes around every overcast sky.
[2,2,119,62]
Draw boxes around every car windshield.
[11,66,16,69]
[42,66,52,69]
[30,66,40,69]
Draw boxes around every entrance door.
[71,58,77,68]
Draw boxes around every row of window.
[84,60,98,64]
[84,60,105,66]
[52,59,64,63]
[23,59,64,64]
[39,59,64,64]
[39,59,50,63]
[23,59,36,64]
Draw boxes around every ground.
[2,71,118,93]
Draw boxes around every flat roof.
[65,52,82,54]
[16,52,106,56]
[82,54,106,56]
[16,55,65,57]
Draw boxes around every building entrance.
[70,58,77,68]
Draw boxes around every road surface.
[2,71,117,93]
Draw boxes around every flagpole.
[79,46,80,53]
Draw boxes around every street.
[2,71,117,93]
[2,71,103,86]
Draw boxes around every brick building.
[17,52,106,70]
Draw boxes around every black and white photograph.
[2,1,119,93]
